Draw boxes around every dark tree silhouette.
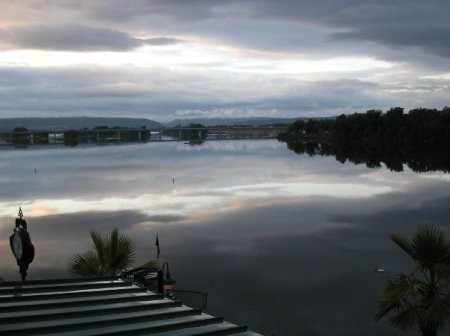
[279,107,450,173]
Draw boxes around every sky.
[0,0,449,122]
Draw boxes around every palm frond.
[66,251,100,278]
[376,299,402,321]
[99,229,136,275]
[114,234,136,271]
[390,233,416,260]
[386,276,426,300]
[68,229,137,277]
[90,230,106,267]
[109,228,118,262]
[376,276,426,321]
[378,224,450,335]
[412,224,450,269]
[434,263,450,281]
[388,306,422,331]
[422,295,450,332]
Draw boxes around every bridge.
[0,126,287,147]
[162,126,287,140]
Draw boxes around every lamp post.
[119,260,209,312]
[158,261,177,296]
[9,207,35,281]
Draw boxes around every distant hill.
[0,117,164,131]
[165,116,334,127]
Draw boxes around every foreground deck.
[0,277,261,336]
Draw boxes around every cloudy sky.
[0,0,448,122]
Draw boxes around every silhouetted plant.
[376,224,450,336]
[67,228,136,277]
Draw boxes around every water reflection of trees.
[285,139,450,173]
[282,107,450,173]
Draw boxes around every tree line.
[279,107,450,173]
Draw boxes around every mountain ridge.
[165,116,329,127]
[0,117,164,131]
[0,116,335,131]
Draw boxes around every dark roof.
[0,277,262,336]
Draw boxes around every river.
[1,139,449,335]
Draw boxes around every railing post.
[202,292,208,312]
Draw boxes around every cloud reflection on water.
[0,139,449,335]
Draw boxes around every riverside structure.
[0,127,287,147]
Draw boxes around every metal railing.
[171,289,208,312]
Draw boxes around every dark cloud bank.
[0,24,183,51]
[78,0,450,59]
[0,1,448,119]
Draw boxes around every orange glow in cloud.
[29,204,58,217]
[228,197,294,210]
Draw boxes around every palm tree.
[376,224,450,336]
[67,228,136,277]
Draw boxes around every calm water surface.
[1,139,450,335]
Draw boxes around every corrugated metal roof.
[0,277,262,336]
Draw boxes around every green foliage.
[10,127,30,147]
[376,224,450,336]
[67,228,136,277]
[187,123,205,128]
[12,127,29,132]
[64,130,79,147]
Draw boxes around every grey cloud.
[254,1,450,59]
[0,66,207,119]
[0,66,395,120]
[143,37,183,46]
[2,1,449,63]
[75,0,450,59]
[0,209,148,247]
[250,1,448,25]
[0,24,182,51]
[82,0,235,23]
[186,19,332,57]
[146,214,186,223]
[2,63,447,121]
[28,210,147,238]
[0,24,138,51]
[331,25,450,58]
[272,79,382,110]
[329,195,450,233]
